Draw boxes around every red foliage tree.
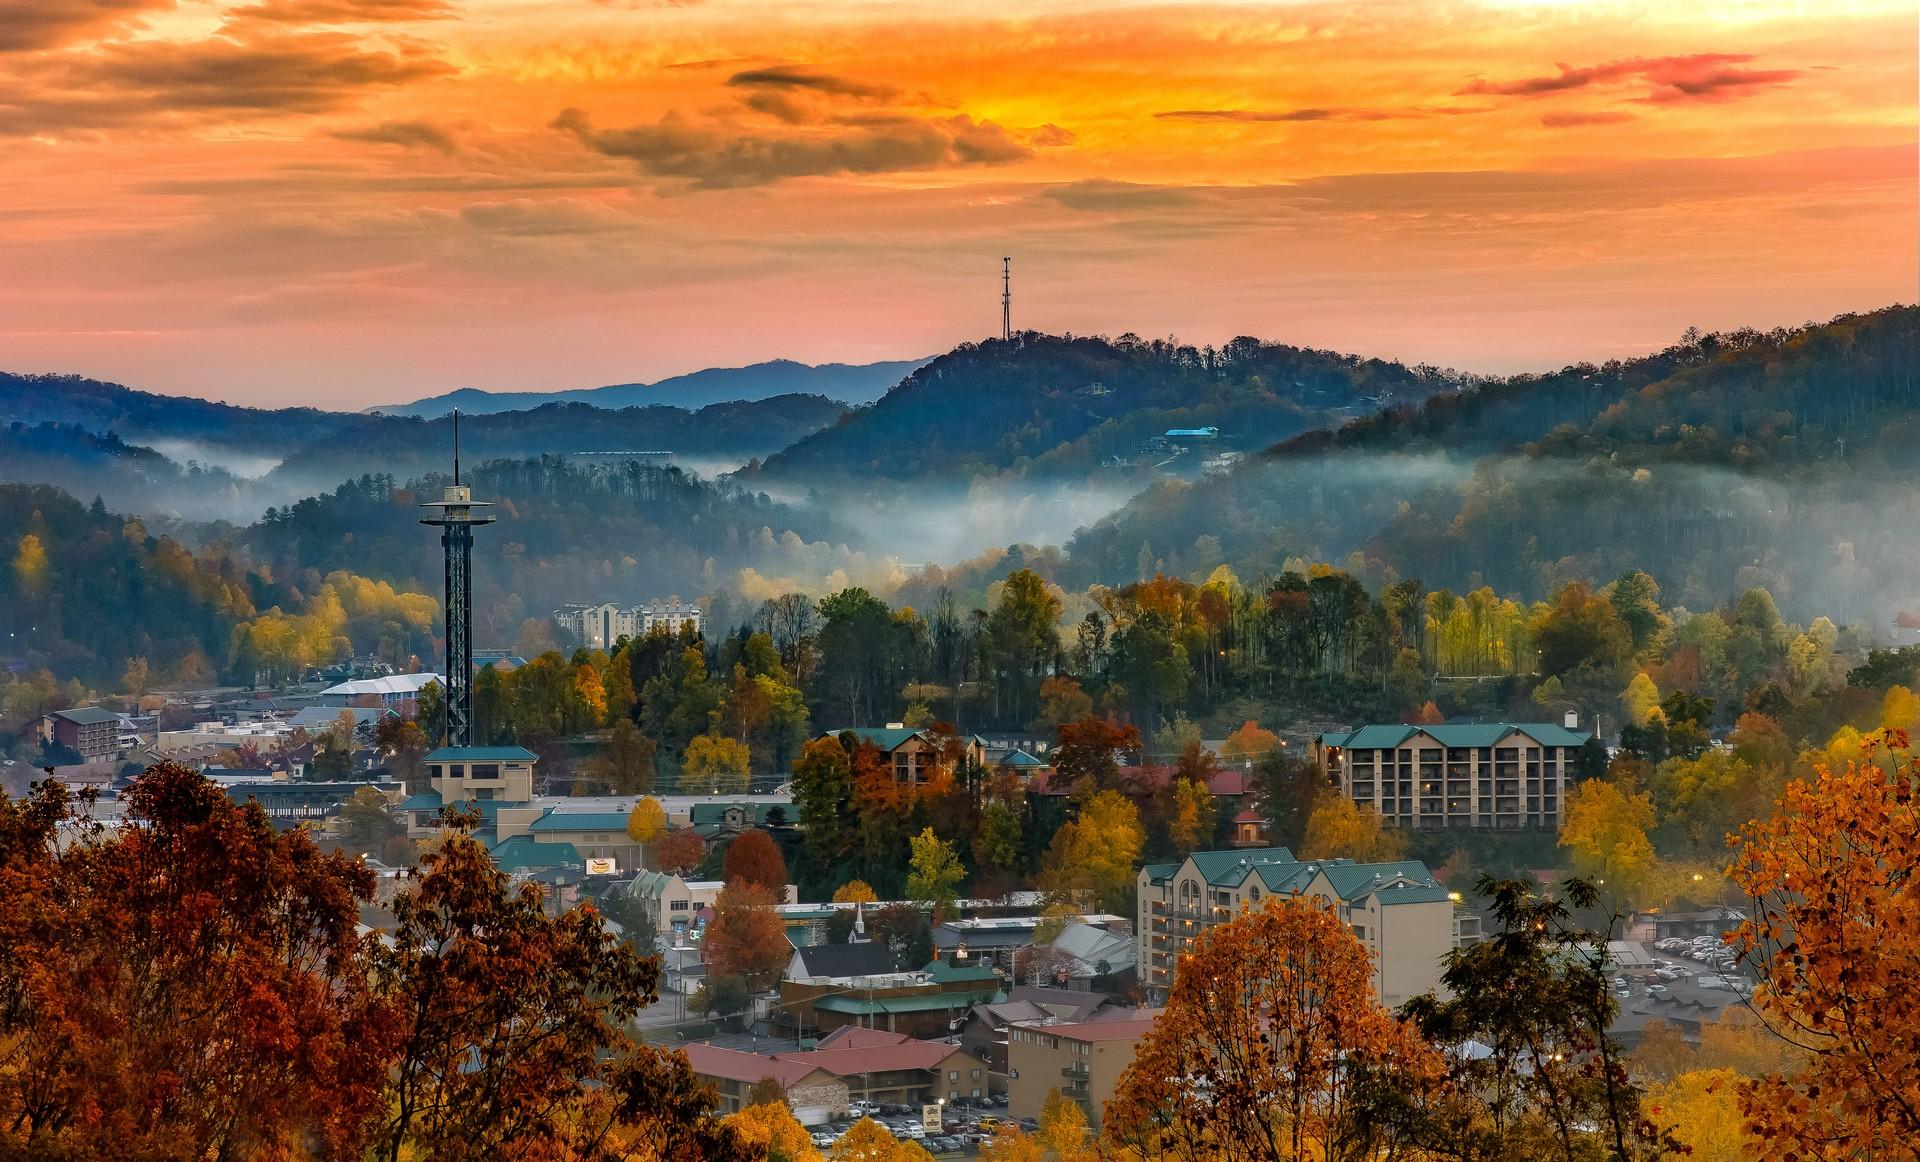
[0,763,391,1157]
[655,826,708,875]
[1053,715,1143,796]
[722,827,789,896]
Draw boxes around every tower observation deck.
[418,410,494,747]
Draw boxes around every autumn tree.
[832,1117,935,1162]
[1036,1088,1095,1161]
[1724,738,1920,1155]
[1219,719,1279,763]
[1167,775,1213,856]
[724,828,790,895]
[1631,1018,1696,1083]
[1299,793,1407,863]
[593,717,657,795]
[335,783,403,855]
[1035,675,1093,730]
[374,714,429,792]
[0,764,390,1158]
[626,795,667,850]
[725,1099,822,1162]
[832,879,877,904]
[1051,715,1141,797]
[370,820,736,1161]
[656,826,707,875]
[704,883,790,987]
[1106,896,1444,1162]
[906,826,966,922]
[1039,789,1144,913]
[1558,777,1658,902]
[687,731,752,793]
[1642,1069,1756,1162]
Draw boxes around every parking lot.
[804,1098,1038,1156]
[1614,934,1754,1001]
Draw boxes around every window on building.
[670,900,689,911]
[971,1069,981,1080]
[470,764,500,780]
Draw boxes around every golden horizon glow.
[0,0,1911,405]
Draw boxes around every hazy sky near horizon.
[1,0,1913,407]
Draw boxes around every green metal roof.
[427,746,538,761]
[1320,723,1591,751]
[55,706,121,726]
[824,727,922,751]
[490,835,582,871]
[921,959,1001,984]
[999,751,1047,768]
[1318,861,1438,902]
[813,991,994,1015]
[398,791,444,811]
[530,811,630,832]
[1141,861,1179,886]
[1376,886,1455,906]
[1186,847,1298,887]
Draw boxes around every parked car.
[1646,984,1670,996]
[811,1132,837,1147]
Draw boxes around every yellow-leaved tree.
[1299,793,1406,863]
[1558,779,1658,900]
[1038,790,1143,914]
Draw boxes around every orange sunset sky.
[1,0,1914,406]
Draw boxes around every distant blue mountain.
[376,357,928,417]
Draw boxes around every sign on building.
[585,857,618,875]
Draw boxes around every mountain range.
[375,358,928,417]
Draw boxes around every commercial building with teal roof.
[1312,722,1591,831]
[1137,847,1457,1008]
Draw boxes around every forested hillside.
[748,332,1464,484]
[0,373,353,455]
[1067,306,1920,623]
[235,456,873,650]
[263,395,850,493]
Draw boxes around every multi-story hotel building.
[552,601,702,650]
[1313,722,1589,831]
[1136,848,1454,1008]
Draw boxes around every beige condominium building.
[1314,722,1590,831]
[1137,848,1453,1009]
[1006,1011,1160,1130]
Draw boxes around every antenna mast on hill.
[1001,256,1011,341]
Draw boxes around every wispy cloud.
[1540,110,1637,128]
[551,106,1036,188]
[1157,107,1406,123]
[1459,53,1800,104]
[333,118,459,152]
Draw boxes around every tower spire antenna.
[1001,256,1011,341]
[452,407,460,487]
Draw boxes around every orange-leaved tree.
[1105,896,1443,1162]
[704,882,791,988]
[1725,734,1920,1155]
